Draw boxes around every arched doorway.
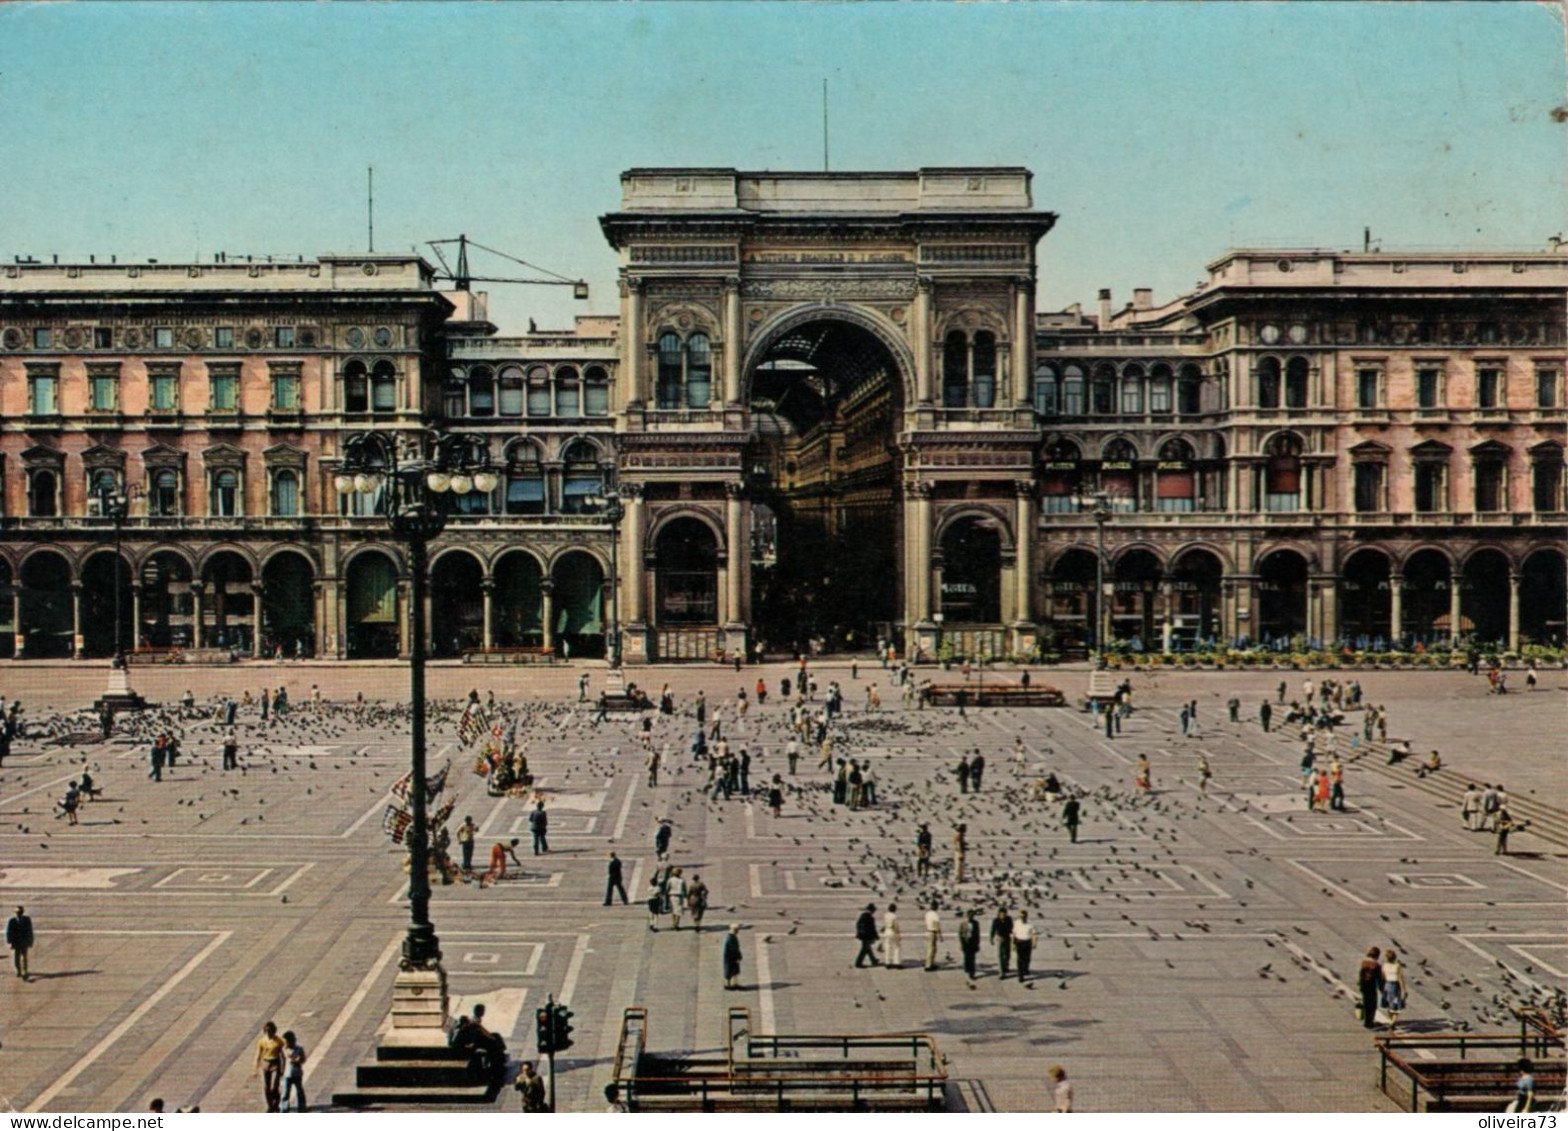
[80,551,134,658]
[552,551,606,659]
[1169,548,1223,648]
[1111,548,1162,648]
[1341,549,1392,647]
[139,550,194,649]
[346,551,400,658]
[430,551,485,658]
[493,550,544,648]
[202,551,254,653]
[1461,549,1511,647]
[1519,549,1566,646]
[1257,550,1308,646]
[19,550,74,658]
[261,552,315,658]
[746,315,905,651]
[654,518,719,660]
[1045,548,1098,658]
[937,515,1005,659]
[1403,549,1452,646]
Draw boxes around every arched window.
[1284,356,1309,409]
[1177,363,1202,415]
[1148,364,1172,414]
[1256,357,1281,409]
[561,440,604,515]
[584,366,610,415]
[371,361,397,413]
[657,333,683,410]
[1040,440,1081,514]
[943,331,968,407]
[1062,364,1086,415]
[685,334,712,409]
[505,443,546,516]
[210,469,239,517]
[468,366,495,417]
[527,366,551,417]
[1155,438,1196,513]
[1120,364,1145,414]
[272,469,299,516]
[498,366,525,417]
[1100,439,1138,512]
[1033,364,1058,415]
[554,366,581,418]
[972,331,997,408]
[343,360,369,414]
[1091,364,1116,415]
[443,368,467,418]
[1264,433,1303,511]
[150,469,180,517]
[29,470,58,517]
[89,468,118,502]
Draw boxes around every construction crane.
[425,234,589,299]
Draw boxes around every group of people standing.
[852,903,1043,982]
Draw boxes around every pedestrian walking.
[253,1021,285,1112]
[1461,784,1482,831]
[1495,809,1521,855]
[605,851,628,905]
[923,907,943,971]
[456,815,477,876]
[687,874,708,930]
[952,824,968,883]
[723,925,743,990]
[990,907,1014,978]
[786,738,800,775]
[767,775,784,819]
[1227,695,1240,724]
[7,905,33,980]
[281,1030,307,1112]
[528,801,550,855]
[655,819,673,861]
[1330,759,1345,812]
[221,727,239,771]
[578,672,590,702]
[516,1062,547,1112]
[1049,1066,1074,1112]
[854,904,880,967]
[883,904,903,969]
[915,823,932,880]
[667,867,688,930]
[1260,700,1273,732]
[1012,911,1038,980]
[148,735,166,782]
[646,746,660,788]
[1197,754,1211,795]
[1062,795,1081,843]
[1380,950,1408,1029]
[1357,946,1384,1029]
[956,753,971,794]
[959,910,981,979]
[970,752,986,791]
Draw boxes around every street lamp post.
[1091,493,1112,660]
[335,430,497,972]
[587,489,625,668]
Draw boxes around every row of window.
[27,467,304,519]
[15,325,310,351]
[445,364,611,418]
[27,369,300,415]
[1352,460,1564,515]
[1033,362,1208,416]
[1355,365,1561,410]
[656,333,713,410]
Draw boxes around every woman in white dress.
[882,903,902,969]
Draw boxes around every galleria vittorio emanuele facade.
[1,166,1563,663]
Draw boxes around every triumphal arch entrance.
[599,168,1056,662]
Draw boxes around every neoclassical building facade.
[0,167,1563,662]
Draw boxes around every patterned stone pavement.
[0,661,1562,1112]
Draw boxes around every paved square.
[0,662,1562,1112]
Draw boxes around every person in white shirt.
[882,904,902,969]
[1012,911,1039,981]
[923,908,943,971]
[1048,1065,1073,1112]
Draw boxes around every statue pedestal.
[95,665,146,713]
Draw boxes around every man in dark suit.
[854,904,881,967]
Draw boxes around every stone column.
[130,584,142,653]
[1157,580,1173,653]
[1013,480,1034,626]
[722,276,743,406]
[913,276,933,404]
[1448,580,1462,648]
[397,579,412,660]
[1013,277,1033,405]
[13,588,24,657]
[911,483,933,622]
[251,583,264,658]
[71,581,84,658]
[623,484,646,624]
[622,275,644,407]
[1508,572,1521,652]
[1319,579,1339,647]
[481,579,495,651]
[1389,577,1403,647]
[541,579,555,650]
[724,484,746,628]
[190,581,205,649]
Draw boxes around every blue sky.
[2,2,1564,331]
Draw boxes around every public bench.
[126,647,184,665]
[922,684,1065,708]
[463,646,554,664]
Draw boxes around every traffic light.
[536,1006,555,1055]
[551,1003,575,1051]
